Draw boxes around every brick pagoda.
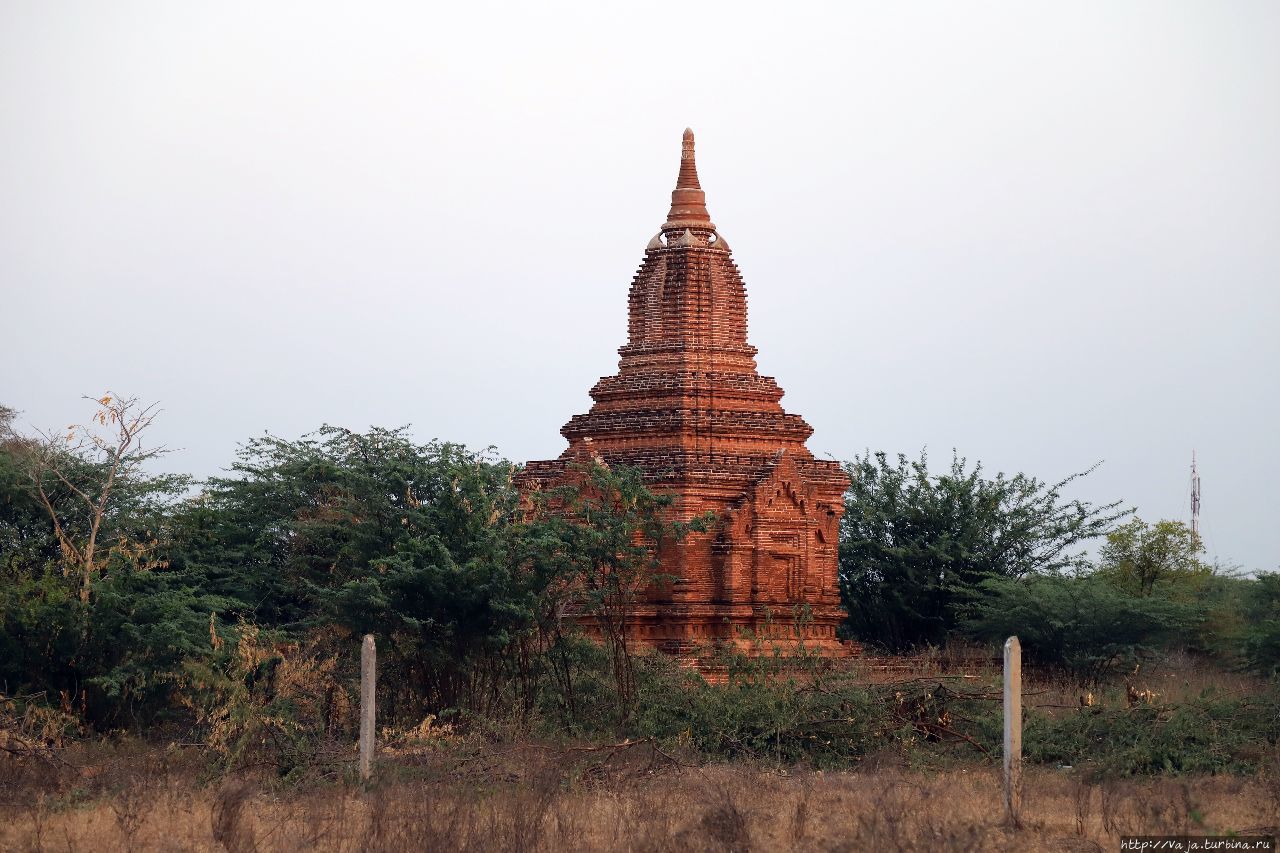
[520,129,850,656]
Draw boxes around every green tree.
[521,462,706,726]
[1240,573,1280,677]
[1,398,221,728]
[839,450,1127,651]
[170,425,540,717]
[1095,517,1211,598]
[0,406,62,576]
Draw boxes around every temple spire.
[664,128,714,230]
[677,127,701,189]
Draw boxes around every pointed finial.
[678,129,700,189]
[664,128,713,230]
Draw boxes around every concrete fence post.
[360,634,376,782]
[1003,635,1022,825]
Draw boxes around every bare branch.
[16,393,170,605]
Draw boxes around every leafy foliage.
[170,426,536,716]
[838,450,1127,650]
[1015,690,1280,776]
[1240,573,1280,677]
[521,462,708,724]
[1095,517,1211,598]
[169,430,708,732]
[0,402,216,728]
[962,573,1193,682]
[632,651,889,766]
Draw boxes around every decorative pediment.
[749,450,818,517]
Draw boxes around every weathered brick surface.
[519,129,851,657]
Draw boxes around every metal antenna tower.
[1190,451,1201,542]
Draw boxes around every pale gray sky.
[2,2,1277,570]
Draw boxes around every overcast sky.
[2,2,1277,571]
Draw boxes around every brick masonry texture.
[518,129,852,657]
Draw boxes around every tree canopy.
[1094,517,1211,599]
[838,450,1128,651]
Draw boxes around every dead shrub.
[489,759,562,853]
[698,790,751,853]
[109,771,153,849]
[178,624,357,775]
[211,780,256,853]
[1098,778,1123,835]
[1071,777,1094,836]
[1258,752,1280,835]
[789,774,812,848]
[0,693,82,805]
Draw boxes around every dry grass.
[852,645,1274,726]
[3,743,1278,852]
[4,653,1274,851]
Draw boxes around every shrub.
[962,573,1192,682]
[1017,690,1280,776]
[633,651,888,766]
[839,450,1125,651]
[1241,574,1280,677]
